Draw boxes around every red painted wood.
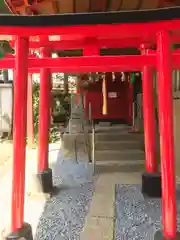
[142,65,157,172]
[0,55,156,71]
[157,31,176,238]
[11,36,29,232]
[2,53,180,71]
[8,34,180,50]
[85,77,130,121]
[38,47,51,172]
[3,11,179,237]
[1,19,180,37]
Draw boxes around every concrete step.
[95,149,145,161]
[95,140,141,151]
[95,125,131,133]
[69,127,83,133]
[95,132,144,142]
[66,123,91,134]
[69,119,82,125]
[94,159,145,173]
[71,115,82,119]
[95,159,144,166]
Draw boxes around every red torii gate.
[0,7,180,240]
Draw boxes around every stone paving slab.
[80,169,145,240]
[80,172,116,240]
[81,216,114,240]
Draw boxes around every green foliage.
[0,51,5,58]
[130,72,136,84]
[0,40,14,58]
[32,81,70,144]
[130,72,141,84]
[32,82,40,143]
[53,93,70,117]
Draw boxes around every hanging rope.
[102,75,107,115]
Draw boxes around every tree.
[0,40,14,58]
[0,41,14,82]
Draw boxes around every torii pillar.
[154,31,180,240]
[6,37,33,239]
[37,47,54,193]
[140,44,161,198]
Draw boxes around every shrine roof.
[0,6,180,26]
[2,0,180,15]
[0,6,180,42]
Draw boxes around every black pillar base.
[154,231,180,239]
[5,222,33,240]
[141,172,161,198]
[36,168,53,193]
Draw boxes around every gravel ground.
[35,150,94,240]
[115,184,180,240]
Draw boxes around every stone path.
[0,145,48,238]
[80,171,142,240]
[0,141,13,179]
[1,140,180,239]
[0,142,95,239]
[0,140,149,240]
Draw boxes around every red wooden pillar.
[141,51,161,198]
[142,65,157,172]
[154,31,180,239]
[83,41,99,117]
[141,44,158,176]
[6,37,33,239]
[27,73,34,148]
[37,47,53,193]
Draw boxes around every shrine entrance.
[0,6,180,240]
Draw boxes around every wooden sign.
[108,92,117,98]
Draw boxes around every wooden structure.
[3,0,180,15]
[0,5,180,240]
